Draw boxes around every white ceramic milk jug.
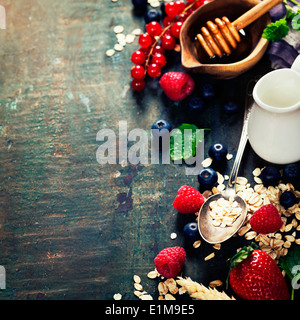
[248,55,300,164]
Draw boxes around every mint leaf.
[292,13,300,30]
[170,128,183,161]
[262,19,290,41]
[170,123,207,161]
[280,246,300,280]
[279,246,300,299]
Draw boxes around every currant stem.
[144,0,198,75]
[144,24,172,72]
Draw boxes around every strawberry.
[173,185,205,214]
[160,72,195,101]
[154,246,186,279]
[250,204,283,234]
[229,244,290,300]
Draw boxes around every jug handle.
[291,55,300,74]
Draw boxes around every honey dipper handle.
[232,0,283,31]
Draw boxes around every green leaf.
[170,123,207,162]
[279,246,300,300]
[291,13,300,30]
[262,19,290,42]
[279,246,300,280]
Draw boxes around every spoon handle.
[226,78,259,192]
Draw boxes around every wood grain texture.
[0,0,279,300]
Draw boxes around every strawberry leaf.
[228,242,259,270]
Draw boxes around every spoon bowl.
[198,192,247,244]
[197,78,258,244]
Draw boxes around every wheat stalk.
[176,277,235,300]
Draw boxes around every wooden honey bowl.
[180,0,271,79]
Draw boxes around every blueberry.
[151,119,171,137]
[188,97,205,113]
[208,143,228,162]
[198,168,218,190]
[222,100,239,114]
[283,163,300,185]
[200,83,215,100]
[280,191,297,209]
[132,0,148,14]
[260,166,281,187]
[183,222,200,242]
[144,9,161,23]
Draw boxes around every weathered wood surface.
[0,0,291,300]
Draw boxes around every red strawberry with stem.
[228,243,290,300]
[160,72,195,101]
[173,185,204,214]
[250,204,283,234]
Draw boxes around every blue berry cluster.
[259,164,300,209]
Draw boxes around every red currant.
[131,50,146,65]
[147,63,161,78]
[146,21,162,37]
[163,16,175,27]
[170,21,183,38]
[138,33,153,48]
[163,28,172,36]
[165,2,179,18]
[192,0,208,10]
[132,79,146,91]
[139,47,151,57]
[161,34,176,50]
[131,65,145,80]
[174,1,185,13]
[151,53,167,67]
[152,45,165,55]
[178,12,189,22]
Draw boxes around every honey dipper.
[197,0,283,58]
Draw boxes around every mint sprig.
[170,123,209,161]
[262,19,289,41]
[262,0,300,41]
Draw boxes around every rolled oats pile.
[233,168,300,262]
[208,197,242,227]
[121,165,300,301]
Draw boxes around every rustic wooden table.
[0,0,297,300]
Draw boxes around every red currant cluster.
[130,0,212,91]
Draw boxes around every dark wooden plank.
[0,0,296,301]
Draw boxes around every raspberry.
[160,72,195,101]
[154,246,186,279]
[250,204,283,234]
[173,185,204,214]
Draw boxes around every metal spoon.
[198,79,258,244]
